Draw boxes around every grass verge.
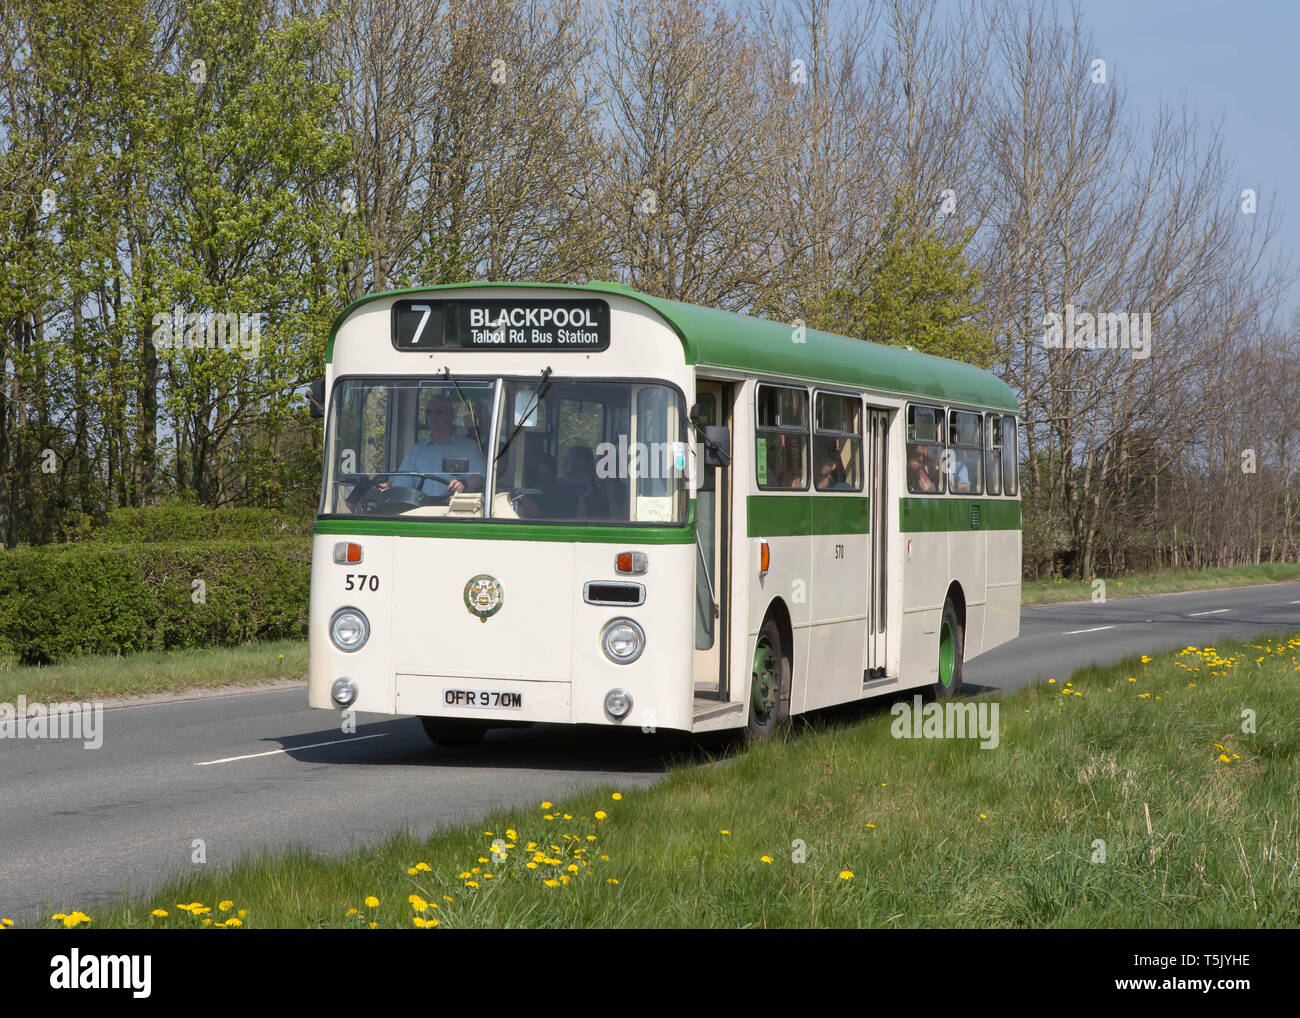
[16,631,1299,929]
[0,639,305,704]
[1022,562,1300,606]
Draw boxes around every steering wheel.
[351,472,457,513]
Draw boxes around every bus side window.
[813,392,862,491]
[946,409,982,495]
[1003,416,1018,495]
[985,414,1002,496]
[906,404,944,494]
[756,383,809,490]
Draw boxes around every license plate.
[442,689,523,709]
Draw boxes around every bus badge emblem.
[464,574,504,623]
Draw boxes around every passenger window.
[756,384,809,490]
[813,392,863,491]
[985,415,1002,496]
[1003,416,1018,495]
[906,404,945,494]
[947,410,982,495]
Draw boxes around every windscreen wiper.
[495,366,553,464]
[442,366,484,458]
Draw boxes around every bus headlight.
[604,688,633,718]
[331,677,358,708]
[600,618,645,664]
[330,608,370,652]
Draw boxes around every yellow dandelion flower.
[415,862,431,872]
[407,867,419,876]
[464,881,479,889]
[409,895,429,912]
[365,896,379,908]
[368,922,378,929]
[612,793,622,800]
[506,829,518,841]
[218,900,234,912]
[760,855,773,864]
[543,879,560,887]
[606,878,619,884]
[345,908,359,917]
[595,811,607,820]
[720,829,731,835]
[586,834,597,841]
[866,823,876,829]
[541,801,553,809]
[526,862,539,869]
[839,870,853,880]
[1218,754,1230,763]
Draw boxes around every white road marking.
[1061,625,1115,635]
[1188,609,1230,616]
[196,733,388,766]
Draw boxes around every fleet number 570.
[344,573,379,591]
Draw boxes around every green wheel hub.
[751,636,779,724]
[939,617,955,688]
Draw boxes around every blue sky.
[1079,0,1298,305]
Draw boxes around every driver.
[384,393,484,496]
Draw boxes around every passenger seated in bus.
[516,442,556,517]
[907,444,939,492]
[947,450,975,493]
[381,394,484,496]
[816,453,852,490]
[557,445,611,518]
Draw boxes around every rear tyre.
[420,717,487,746]
[747,617,791,739]
[934,598,964,699]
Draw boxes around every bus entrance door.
[692,381,732,703]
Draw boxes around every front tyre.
[747,617,790,739]
[934,598,964,698]
[420,717,487,746]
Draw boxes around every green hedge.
[0,539,311,665]
[80,505,314,544]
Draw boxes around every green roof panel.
[324,281,1019,412]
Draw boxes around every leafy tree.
[818,190,993,367]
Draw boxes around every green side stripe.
[898,497,1021,532]
[746,494,869,537]
[314,517,694,544]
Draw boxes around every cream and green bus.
[308,282,1021,744]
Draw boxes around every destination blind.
[392,298,610,351]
